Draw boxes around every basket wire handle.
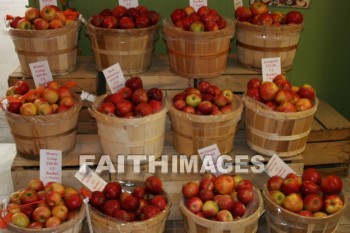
[83,198,94,233]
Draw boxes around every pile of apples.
[6,5,80,30]
[170,6,227,32]
[4,80,77,116]
[89,176,168,222]
[246,74,316,112]
[90,5,160,29]
[98,77,163,118]
[267,168,344,217]
[182,174,255,221]
[235,2,303,26]
[172,81,235,115]
[7,179,83,229]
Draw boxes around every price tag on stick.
[39,0,58,10]
[262,57,282,82]
[190,0,208,11]
[40,149,62,185]
[29,60,53,87]
[233,0,243,10]
[102,63,125,94]
[75,164,107,192]
[264,154,296,178]
[119,0,139,8]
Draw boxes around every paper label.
[233,0,243,10]
[40,149,62,185]
[265,154,296,178]
[75,164,107,192]
[262,57,281,82]
[190,0,208,11]
[198,144,221,164]
[80,91,96,102]
[39,0,57,10]
[103,63,125,94]
[118,0,139,8]
[29,60,53,87]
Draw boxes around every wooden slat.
[314,99,350,130]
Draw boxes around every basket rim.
[86,18,160,33]
[236,20,304,32]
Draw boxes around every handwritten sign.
[233,0,243,10]
[29,60,53,87]
[75,164,107,192]
[262,57,281,82]
[103,63,125,93]
[198,144,221,164]
[118,0,139,8]
[40,149,62,185]
[39,0,57,10]
[265,154,296,178]
[190,0,208,11]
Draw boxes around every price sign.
[29,60,53,87]
[265,154,296,178]
[190,0,208,11]
[40,149,62,185]
[75,164,107,192]
[39,0,57,10]
[233,0,243,10]
[103,63,125,93]
[198,144,221,165]
[262,57,282,82]
[118,0,139,8]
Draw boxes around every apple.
[32,206,51,223]
[102,199,121,217]
[246,88,261,101]
[302,168,322,185]
[45,216,61,228]
[269,190,285,205]
[286,11,303,24]
[198,81,211,93]
[132,186,148,200]
[19,102,37,116]
[207,85,220,96]
[38,103,53,115]
[121,195,139,212]
[217,194,234,211]
[52,205,69,221]
[135,13,152,28]
[124,7,139,20]
[20,204,35,218]
[250,1,268,16]
[103,181,122,199]
[231,201,246,217]
[148,10,160,25]
[184,6,195,16]
[276,101,297,112]
[298,84,316,100]
[173,99,186,111]
[113,209,134,222]
[99,8,112,17]
[135,102,153,116]
[49,182,65,195]
[303,194,323,213]
[90,191,106,207]
[27,178,44,192]
[112,5,127,19]
[300,181,319,196]
[40,5,57,21]
[237,187,253,205]
[216,210,233,222]
[7,203,21,214]
[147,87,163,101]
[199,189,214,202]
[116,100,133,117]
[10,191,22,204]
[11,212,30,228]
[45,191,62,207]
[281,177,300,195]
[119,16,135,29]
[151,195,167,211]
[145,175,163,195]
[186,93,202,107]
[205,21,219,31]
[28,222,44,229]
[282,193,303,213]
[247,79,262,90]
[267,175,284,191]
[99,102,115,115]
[190,21,205,32]
[17,18,32,29]
[236,179,253,191]
[285,173,302,185]
[213,174,235,195]
[64,193,82,210]
[271,11,284,24]
[91,14,104,27]
[197,101,213,115]
[321,175,343,195]
[199,178,214,191]
[135,198,148,216]
[132,89,149,104]
[120,192,131,203]
[259,82,279,101]
[182,181,199,198]
[102,15,118,29]
[295,98,313,111]
[139,205,161,220]
[182,105,195,114]
[313,212,328,217]
[20,189,39,204]
[14,81,30,95]
[299,210,313,217]
[324,195,344,214]
[25,7,40,21]
[256,12,273,26]
[55,12,67,24]
[274,89,294,104]
[234,6,251,22]
[197,6,211,17]
[58,86,72,99]
[202,200,219,218]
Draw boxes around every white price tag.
[39,0,57,10]
[190,0,208,11]
[265,154,296,179]
[118,0,139,8]
[233,0,243,10]
[29,60,53,87]
[198,144,221,165]
[262,57,282,82]
[75,164,107,192]
[40,149,62,185]
[103,63,125,94]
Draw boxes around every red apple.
[199,189,215,202]
[116,100,133,117]
[139,205,161,220]
[256,12,273,26]
[111,5,127,19]
[171,9,187,23]
[237,187,253,205]
[216,209,234,222]
[198,81,211,93]
[236,179,253,191]
[99,102,115,115]
[303,194,323,213]
[282,193,303,213]
[28,222,44,229]
[32,206,51,223]
[214,174,235,195]
[132,186,148,199]
[250,2,268,16]
[40,5,57,21]
[90,191,106,207]
[182,105,196,114]
[122,195,139,212]
[199,178,214,191]
[45,216,61,228]
[64,193,82,211]
[135,13,152,28]
[20,204,35,218]
[234,6,251,22]
[148,10,160,25]
[103,15,118,29]
[246,88,261,101]
[113,209,134,222]
[286,11,303,24]
[285,173,302,185]
[197,101,213,115]
[14,81,30,95]
[52,205,69,221]
[269,190,285,205]
[259,82,279,101]
[267,176,284,191]
[202,200,219,218]
[91,14,104,27]
[324,194,344,214]
[299,210,313,217]
[281,177,300,195]
[247,78,262,89]
[197,6,210,17]
[20,189,39,204]
[300,181,319,196]
[217,194,234,211]
[321,175,343,195]
[145,175,163,195]
[151,195,167,211]
[147,87,163,101]
[295,98,313,111]
[173,99,186,111]
[103,181,122,199]
[276,101,297,112]
[231,201,246,217]
[302,168,322,185]
[274,89,294,104]
[182,181,199,198]
[135,102,153,116]
[298,84,316,100]
[103,199,121,216]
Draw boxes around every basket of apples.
[179,174,263,233]
[4,179,85,232]
[5,5,81,76]
[85,5,160,74]
[0,80,82,160]
[88,176,170,233]
[234,2,304,71]
[163,6,235,78]
[168,81,243,155]
[243,74,318,157]
[263,168,348,233]
[90,76,166,163]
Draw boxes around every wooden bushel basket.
[168,94,243,155]
[179,187,263,233]
[243,95,318,157]
[1,95,82,160]
[236,21,303,71]
[262,185,347,233]
[86,21,159,74]
[8,21,81,76]
[89,180,171,233]
[91,95,167,163]
[162,18,235,79]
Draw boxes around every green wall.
[29,0,350,120]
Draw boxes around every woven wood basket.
[89,180,171,233]
[243,95,318,157]
[1,95,82,160]
[168,94,243,155]
[162,18,235,79]
[91,95,167,164]
[6,200,85,233]
[179,187,263,233]
[236,21,303,72]
[8,21,81,76]
[86,20,159,74]
[262,185,347,233]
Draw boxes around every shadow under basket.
[179,187,264,233]
[243,95,318,157]
[162,18,235,79]
[236,21,304,72]
[262,185,347,233]
[86,21,159,74]
[8,21,81,76]
[1,96,82,160]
